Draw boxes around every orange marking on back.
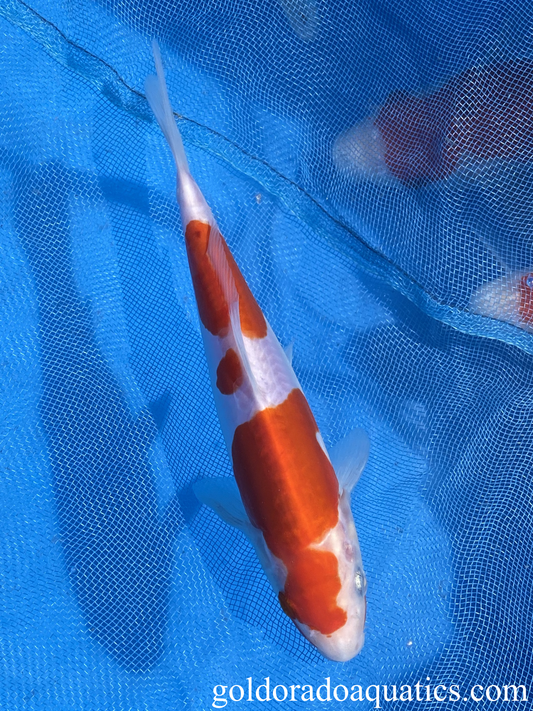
[278,591,297,620]
[184,220,267,339]
[231,389,339,556]
[216,348,243,395]
[519,273,533,324]
[185,221,230,336]
[283,549,347,634]
[231,389,345,635]
[223,243,267,339]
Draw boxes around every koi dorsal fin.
[145,40,189,176]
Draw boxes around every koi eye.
[527,275,533,289]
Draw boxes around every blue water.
[0,0,532,708]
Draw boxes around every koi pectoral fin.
[284,341,294,366]
[192,477,251,532]
[330,428,370,494]
[192,477,286,592]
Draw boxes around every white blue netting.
[0,0,531,708]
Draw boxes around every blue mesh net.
[1,0,532,708]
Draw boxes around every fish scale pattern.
[0,0,532,708]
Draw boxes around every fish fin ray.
[284,341,294,365]
[192,477,251,532]
[330,428,370,493]
[145,40,189,174]
[193,478,284,591]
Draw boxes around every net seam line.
[0,0,426,286]
[4,0,533,355]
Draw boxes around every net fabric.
[0,0,531,708]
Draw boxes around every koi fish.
[333,60,533,185]
[469,270,533,333]
[145,41,369,662]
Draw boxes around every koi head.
[311,571,367,663]
[276,491,367,662]
[289,564,367,662]
[332,90,458,186]
[332,117,391,182]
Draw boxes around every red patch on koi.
[519,273,533,324]
[216,348,243,395]
[184,220,267,339]
[231,388,345,635]
[223,243,267,339]
[278,591,297,619]
[185,220,230,336]
[282,549,347,634]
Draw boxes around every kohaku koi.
[333,60,533,186]
[145,41,369,661]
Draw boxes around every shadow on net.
[11,158,177,673]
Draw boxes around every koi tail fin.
[145,40,189,176]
